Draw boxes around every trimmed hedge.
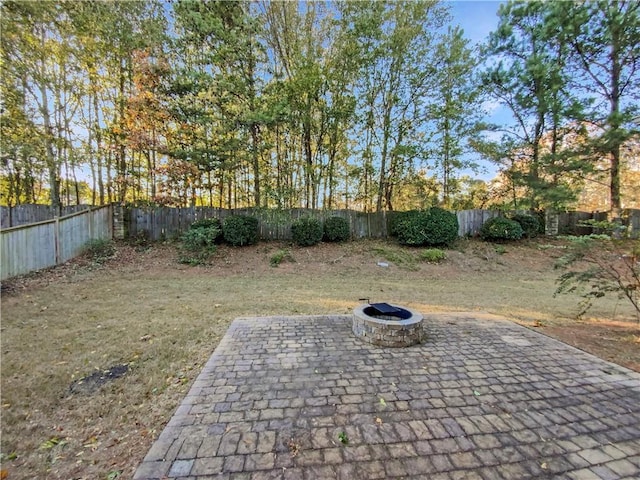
[389,210,420,238]
[323,216,350,242]
[222,214,259,246]
[480,216,523,241]
[396,207,459,246]
[291,216,323,246]
[511,213,540,238]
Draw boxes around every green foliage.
[191,217,222,232]
[223,215,259,246]
[389,210,419,238]
[396,207,459,246]
[291,216,323,246]
[83,239,116,263]
[179,220,221,265]
[270,249,294,267]
[480,217,523,242]
[511,214,540,238]
[555,235,639,321]
[181,227,219,252]
[323,216,350,242]
[578,219,617,235]
[419,248,446,263]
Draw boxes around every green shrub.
[177,219,222,265]
[223,215,259,246]
[425,207,459,245]
[419,248,446,263]
[270,249,294,267]
[181,226,219,252]
[480,216,523,241]
[396,207,459,246]
[388,210,419,237]
[191,217,222,236]
[291,216,323,246]
[323,216,350,242]
[83,238,116,263]
[511,214,540,238]
[181,218,222,251]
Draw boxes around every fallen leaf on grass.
[40,437,66,450]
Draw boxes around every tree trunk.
[609,14,622,217]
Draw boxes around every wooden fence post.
[54,216,61,265]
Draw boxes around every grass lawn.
[1,238,638,479]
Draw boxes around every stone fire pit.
[352,302,424,347]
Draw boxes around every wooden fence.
[0,204,92,229]
[127,207,394,241]
[555,209,640,237]
[126,207,503,241]
[1,206,112,280]
[2,204,637,280]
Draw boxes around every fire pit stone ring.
[352,302,424,347]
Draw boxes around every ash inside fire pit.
[353,303,423,347]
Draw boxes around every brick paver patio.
[134,313,640,479]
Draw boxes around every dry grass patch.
[1,238,638,479]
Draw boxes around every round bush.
[388,210,420,238]
[291,216,323,246]
[222,214,259,246]
[396,207,458,246]
[511,214,540,238]
[423,207,459,246]
[323,216,350,242]
[480,216,523,241]
[189,217,222,243]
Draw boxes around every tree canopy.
[1,0,638,213]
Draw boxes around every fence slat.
[1,206,113,280]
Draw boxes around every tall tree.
[558,0,640,216]
[481,0,582,210]
[1,2,69,211]
[342,0,447,212]
[428,26,482,207]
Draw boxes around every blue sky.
[447,1,506,180]
[448,1,503,46]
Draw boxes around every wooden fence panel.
[1,206,112,280]
[0,204,90,228]
[126,207,500,241]
[1,222,55,279]
[456,209,499,237]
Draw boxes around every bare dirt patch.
[1,238,638,479]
